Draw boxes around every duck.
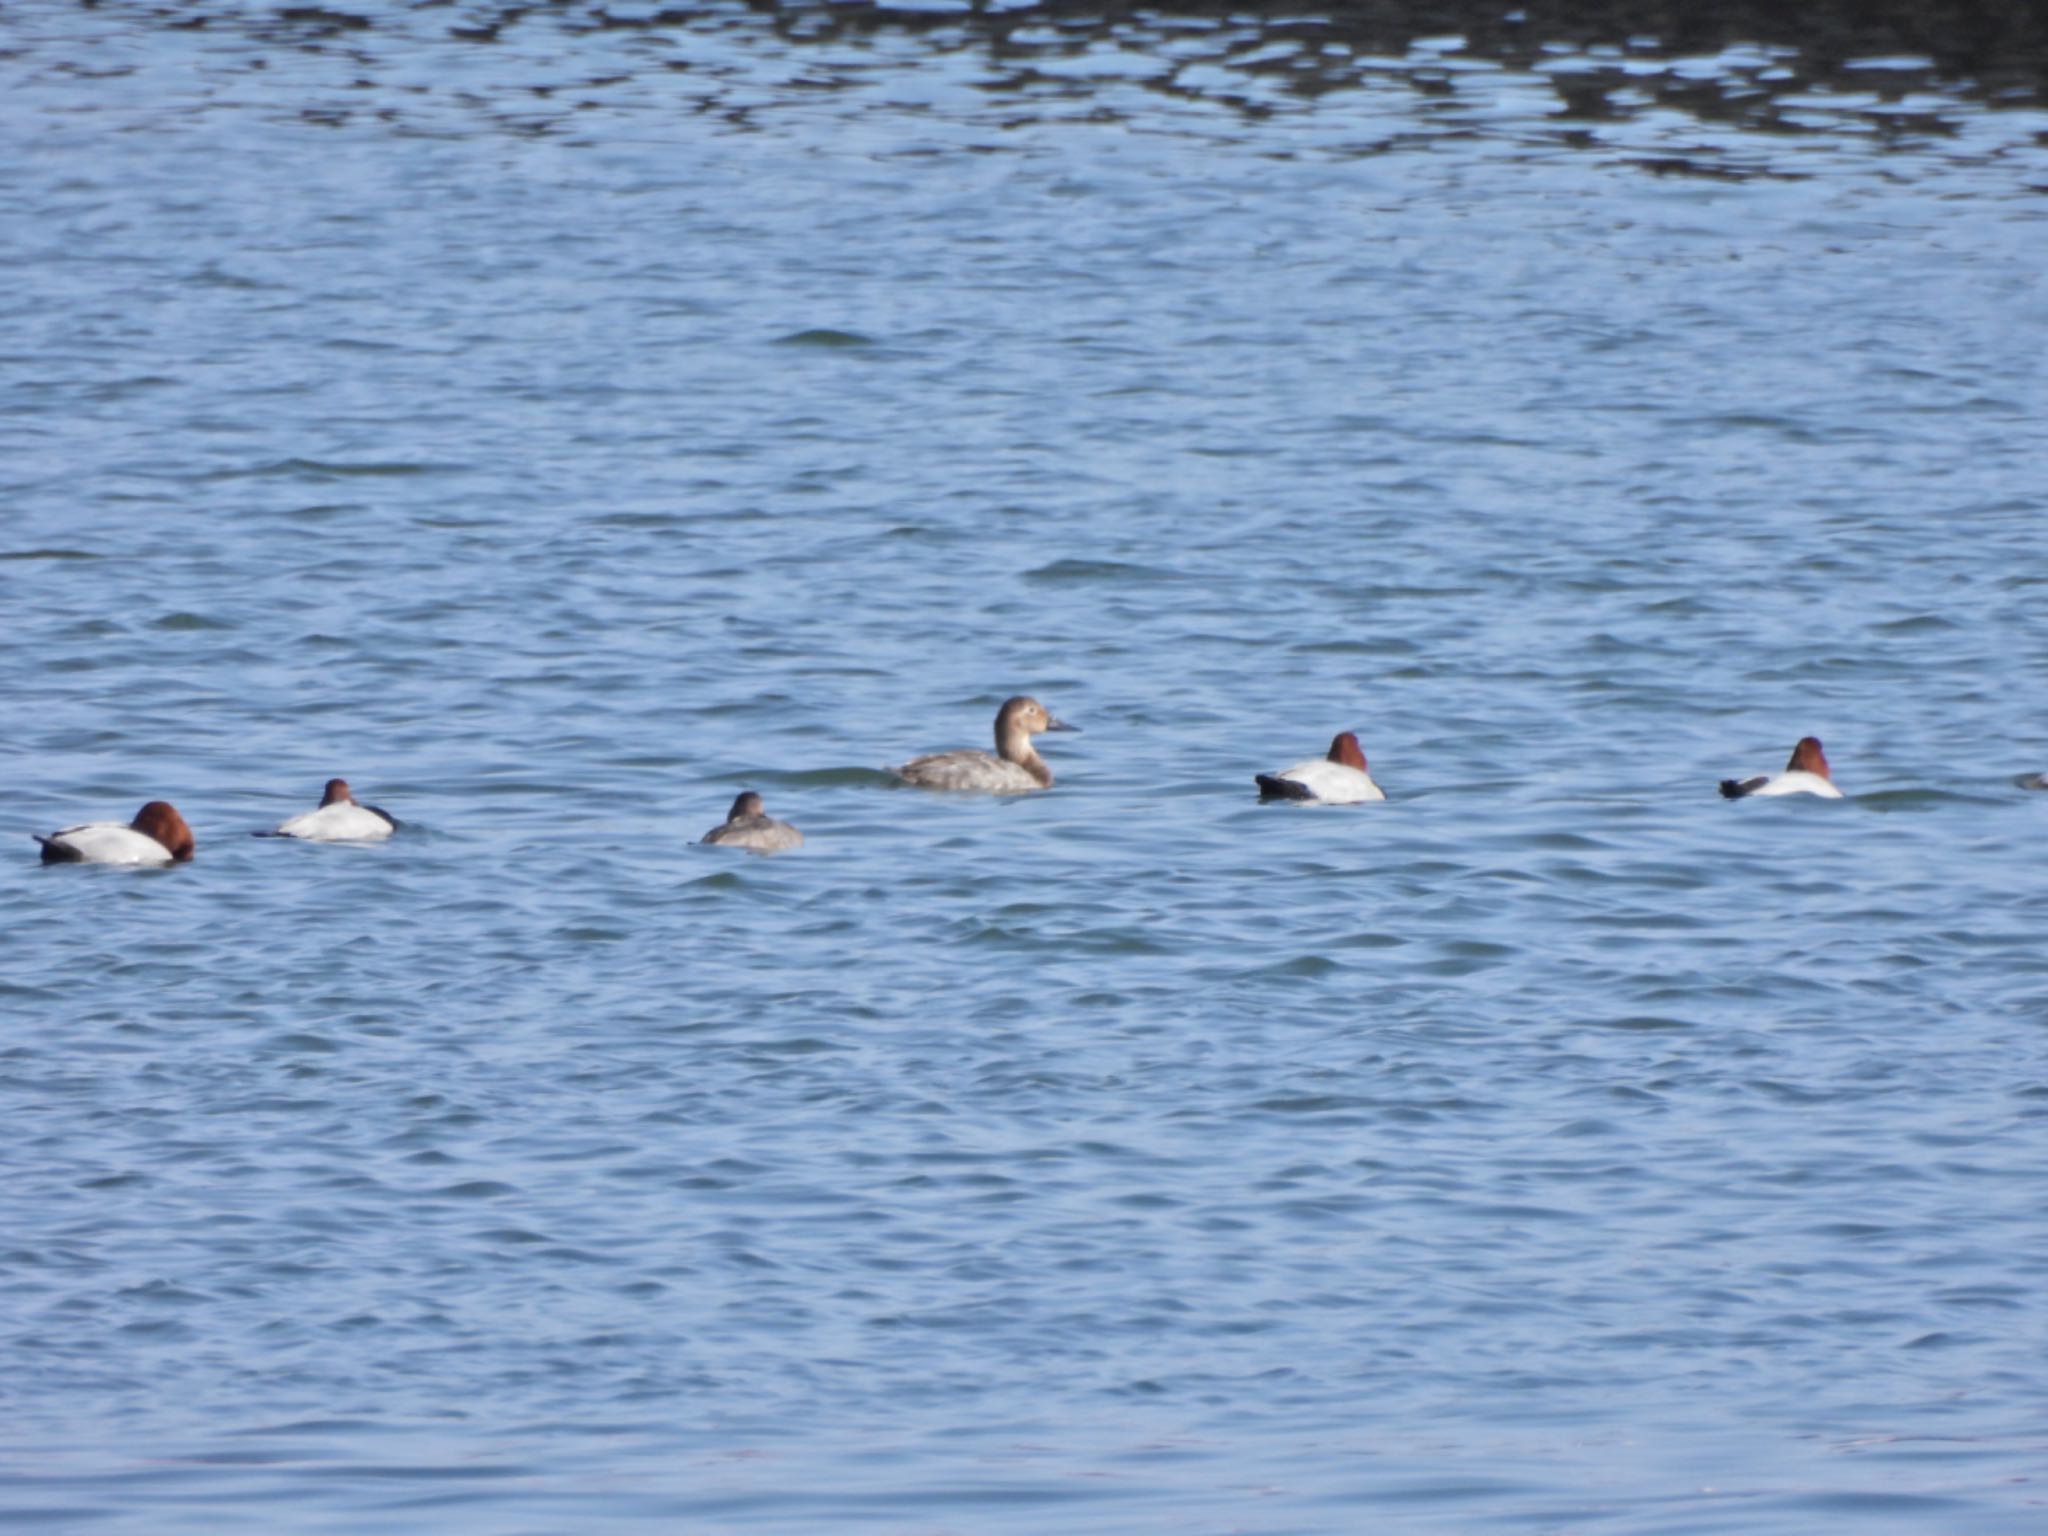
[2023,773,2048,791]
[1255,731,1385,803]
[35,801,194,865]
[890,696,1077,793]
[262,778,398,841]
[702,791,802,853]
[1719,737,1844,800]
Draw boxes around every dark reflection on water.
[45,0,2048,152]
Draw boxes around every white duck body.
[1720,738,1844,801]
[1255,732,1385,803]
[1735,770,1843,800]
[37,801,194,865]
[39,822,177,865]
[269,779,397,841]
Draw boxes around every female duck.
[1719,737,1844,800]
[36,801,195,865]
[891,696,1077,793]
[265,779,398,841]
[702,791,802,853]
[1256,731,1385,803]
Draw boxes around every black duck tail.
[1255,774,1315,801]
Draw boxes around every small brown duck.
[701,791,803,854]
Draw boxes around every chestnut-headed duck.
[702,791,802,853]
[890,696,1078,793]
[263,779,398,841]
[1719,737,1844,800]
[1256,731,1386,804]
[36,801,194,865]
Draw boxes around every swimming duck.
[1719,737,1844,800]
[263,778,398,841]
[890,696,1077,793]
[35,801,194,865]
[2023,773,2048,791]
[1255,731,1385,803]
[702,791,802,853]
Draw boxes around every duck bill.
[1044,716,1079,732]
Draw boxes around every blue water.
[4,4,2047,1530]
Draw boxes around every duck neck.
[996,724,1052,785]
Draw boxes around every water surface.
[3,3,2047,1531]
